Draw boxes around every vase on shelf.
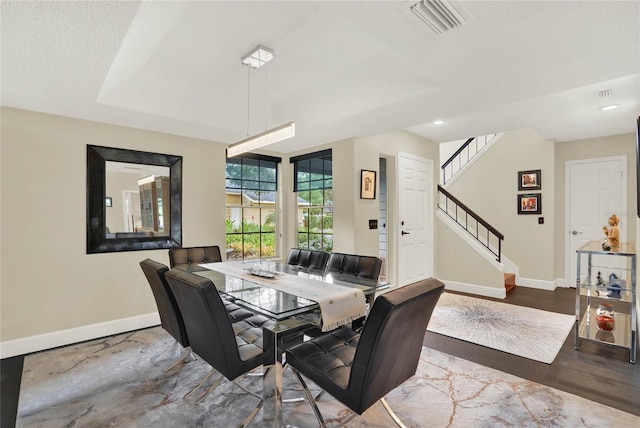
[595,303,615,331]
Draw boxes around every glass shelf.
[579,284,632,302]
[578,308,631,349]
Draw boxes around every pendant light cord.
[264,63,268,131]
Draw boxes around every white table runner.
[200,261,366,331]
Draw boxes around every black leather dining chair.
[139,258,192,371]
[325,252,382,281]
[140,257,256,389]
[168,245,222,269]
[286,248,330,272]
[164,269,276,425]
[285,278,445,427]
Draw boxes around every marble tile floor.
[15,327,640,427]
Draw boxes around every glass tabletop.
[182,260,382,321]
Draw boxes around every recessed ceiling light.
[599,104,620,111]
[432,119,446,125]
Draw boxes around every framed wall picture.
[360,169,377,199]
[518,193,541,215]
[105,196,113,207]
[518,169,541,191]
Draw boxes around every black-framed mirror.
[87,145,182,253]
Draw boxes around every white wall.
[1,107,227,357]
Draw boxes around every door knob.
[571,230,583,235]
[401,231,410,235]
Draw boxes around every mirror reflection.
[87,145,182,254]
[105,162,171,239]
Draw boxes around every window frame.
[225,153,281,260]
[291,149,333,252]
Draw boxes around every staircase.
[504,273,516,292]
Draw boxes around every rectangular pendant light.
[227,122,295,157]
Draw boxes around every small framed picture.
[518,193,541,215]
[105,196,113,207]
[518,169,541,191]
[360,169,377,199]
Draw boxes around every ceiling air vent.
[409,0,467,35]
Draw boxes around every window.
[291,149,333,252]
[225,154,280,260]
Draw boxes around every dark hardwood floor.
[423,286,640,416]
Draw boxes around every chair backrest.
[325,253,382,280]
[349,278,444,413]
[286,248,329,271]
[169,246,222,268]
[139,259,189,348]
[164,269,264,381]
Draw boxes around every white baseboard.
[554,278,573,288]
[442,280,506,299]
[0,313,160,359]
[517,277,556,291]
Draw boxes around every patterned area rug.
[16,327,638,427]
[427,293,575,364]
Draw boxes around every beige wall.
[554,133,637,281]
[12,106,629,354]
[443,129,556,282]
[1,108,438,355]
[435,216,505,290]
[1,107,227,348]
[281,131,439,283]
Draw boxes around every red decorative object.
[596,315,615,331]
[595,303,616,331]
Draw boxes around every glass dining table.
[182,260,386,427]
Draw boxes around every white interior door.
[566,156,626,287]
[122,190,140,232]
[398,153,433,286]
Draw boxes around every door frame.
[564,155,627,287]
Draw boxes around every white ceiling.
[2,1,639,154]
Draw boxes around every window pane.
[260,232,276,257]
[225,233,242,260]
[261,208,275,232]
[260,162,276,183]
[243,180,261,191]
[226,178,242,189]
[298,236,309,249]
[227,207,242,232]
[242,209,261,232]
[226,160,242,179]
[309,189,324,205]
[324,189,333,205]
[297,191,310,205]
[260,181,276,191]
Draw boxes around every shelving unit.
[575,241,637,363]
[139,176,170,235]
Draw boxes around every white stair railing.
[441,133,502,185]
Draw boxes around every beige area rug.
[427,293,575,364]
[16,327,639,427]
